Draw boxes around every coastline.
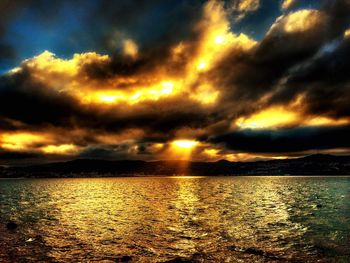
[1,174,350,179]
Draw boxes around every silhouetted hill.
[1,154,350,178]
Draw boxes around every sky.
[0,0,350,164]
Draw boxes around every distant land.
[1,154,350,178]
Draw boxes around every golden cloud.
[0,131,80,155]
[281,0,295,10]
[237,0,260,12]
[228,0,260,21]
[268,10,328,35]
[123,39,139,58]
[345,28,350,38]
[234,102,350,130]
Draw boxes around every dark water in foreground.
[0,176,349,262]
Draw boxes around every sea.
[0,176,349,262]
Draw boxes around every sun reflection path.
[168,179,202,255]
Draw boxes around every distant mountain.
[1,154,350,178]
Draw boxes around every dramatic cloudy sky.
[0,0,350,164]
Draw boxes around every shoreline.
[1,174,350,179]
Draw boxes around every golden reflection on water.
[1,177,350,262]
[168,179,201,255]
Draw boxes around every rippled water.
[0,176,349,262]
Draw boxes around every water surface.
[0,176,349,262]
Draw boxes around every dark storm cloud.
[79,145,130,160]
[0,71,86,127]
[93,0,204,43]
[0,117,24,131]
[209,125,350,153]
[207,0,350,118]
[82,47,177,80]
[271,37,350,119]
[323,0,350,38]
[82,1,205,80]
[78,142,160,160]
[264,0,350,118]
[79,141,165,160]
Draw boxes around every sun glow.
[197,61,207,71]
[215,35,225,45]
[166,139,199,160]
[172,140,198,149]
